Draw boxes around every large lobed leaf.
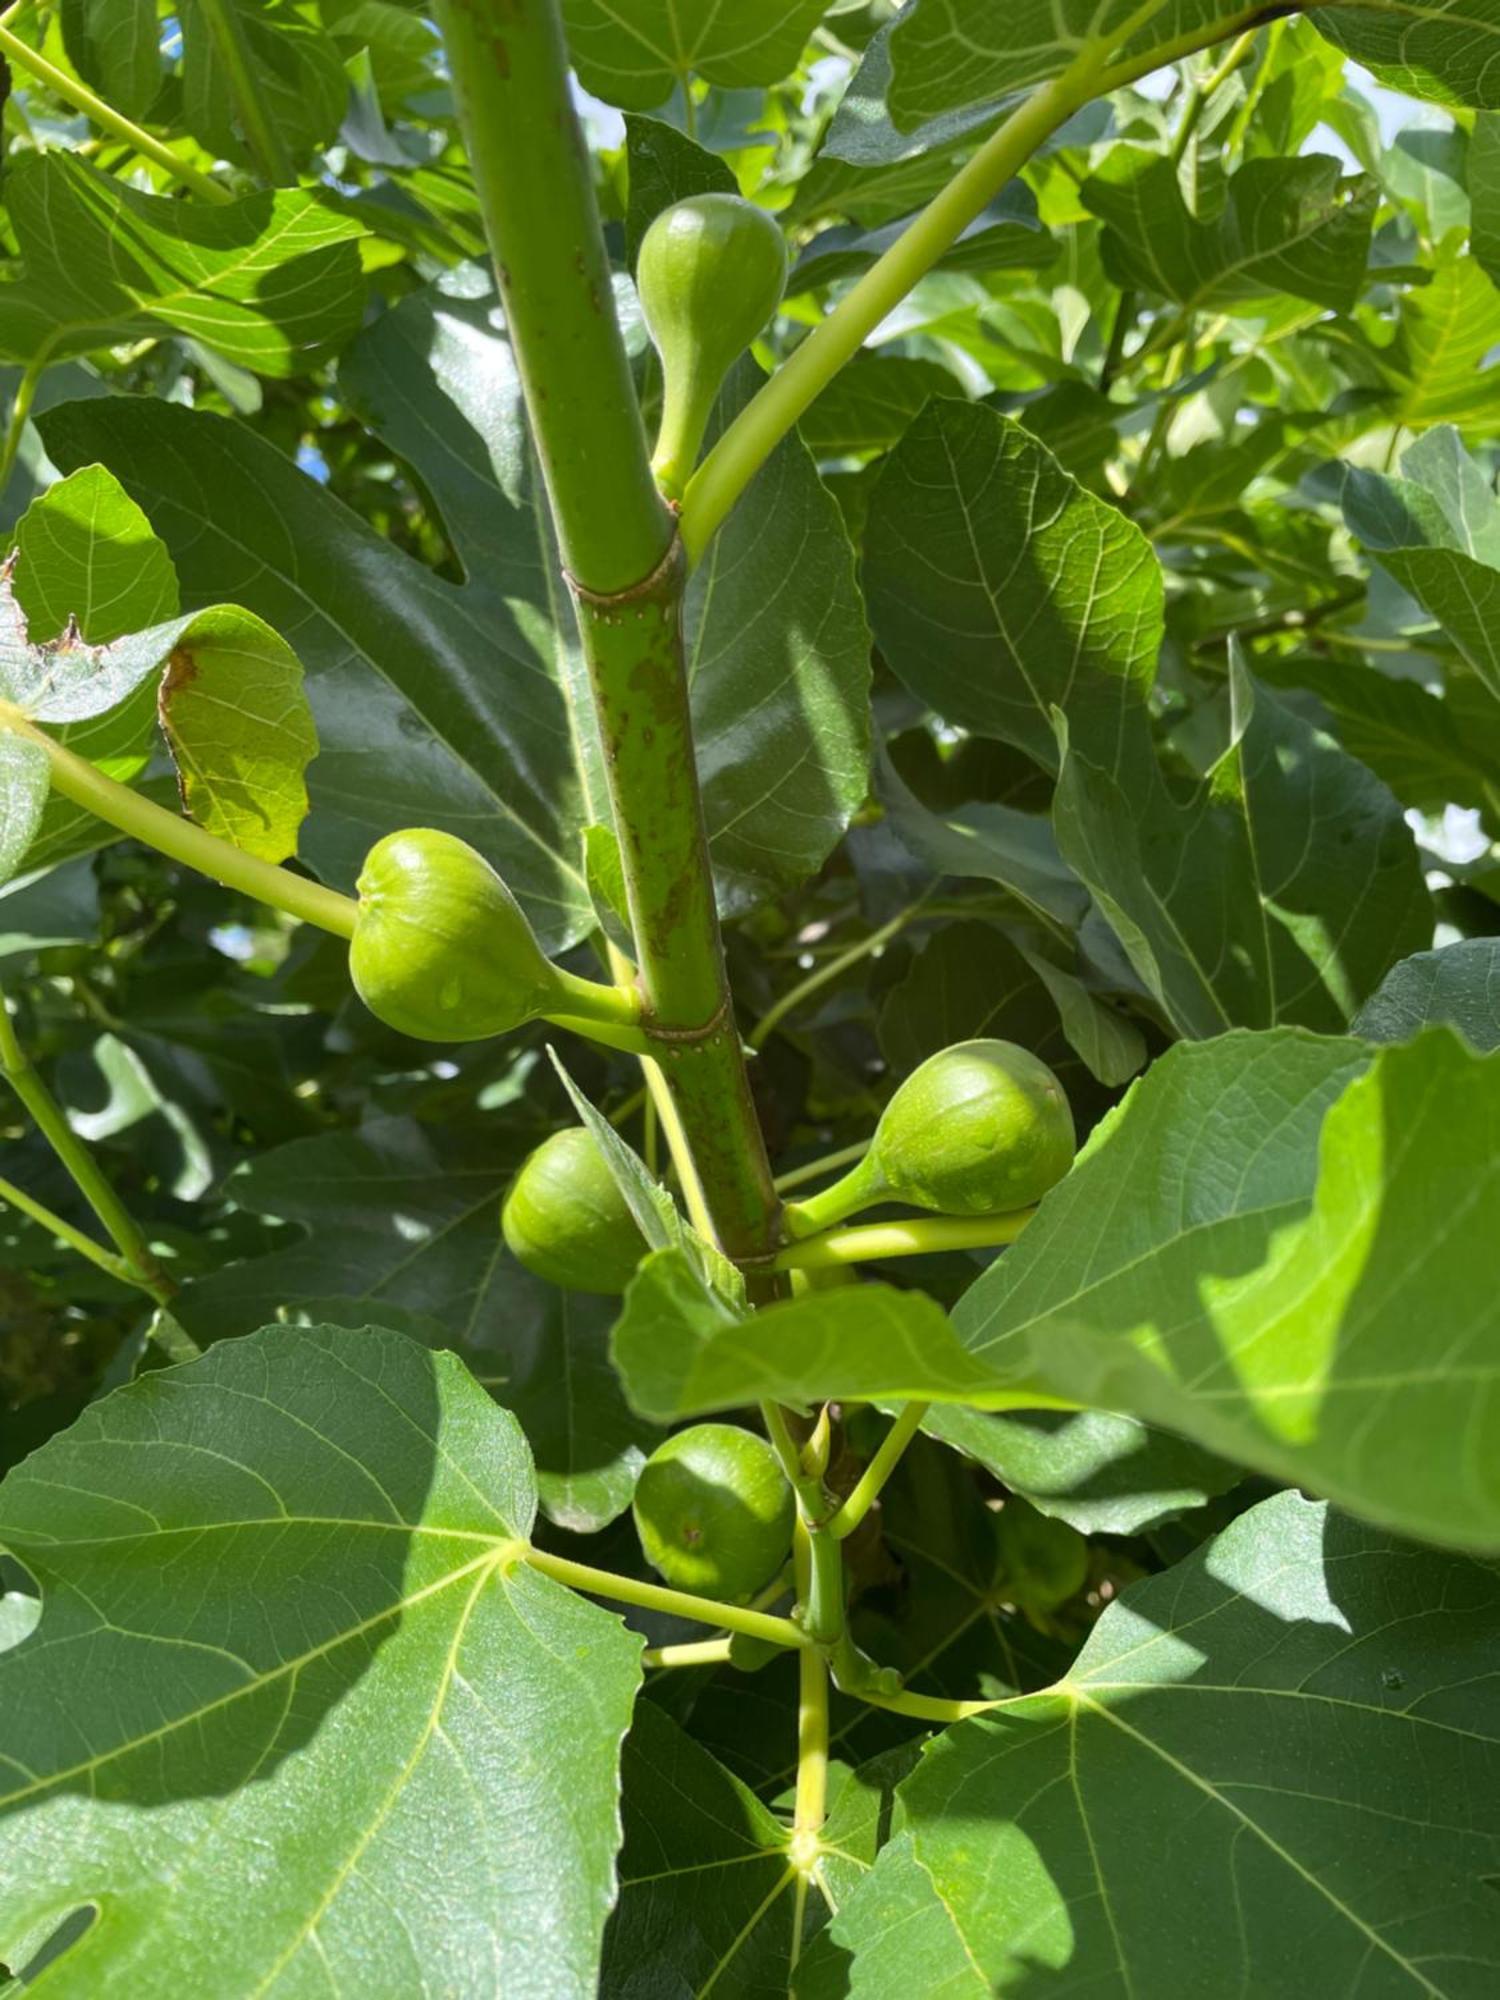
[885,0,1500,126]
[866,404,1429,1037]
[1051,647,1431,1037]
[958,1026,1500,1553]
[1082,150,1375,312]
[0,1323,642,1995]
[561,0,830,109]
[804,1490,1500,1996]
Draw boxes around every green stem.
[829,1402,930,1540]
[679,3,1282,560]
[772,1208,1037,1272]
[680,69,1094,559]
[0,20,230,202]
[436,0,781,1266]
[790,1645,830,1883]
[1098,288,1136,390]
[1167,27,1258,167]
[0,982,174,1303]
[606,941,716,1238]
[642,1636,733,1669]
[749,903,923,1051]
[0,361,41,491]
[853,1685,1001,1724]
[772,1140,869,1196]
[2,707,358,937]
[194,0,292,183]
[523,1546,811,1650]
[0,1170,138,1286]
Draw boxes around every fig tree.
[783,1039,1075,1236]
[501,1126,648,1295]
[632,1423,795,1603]
[636,193,788,500]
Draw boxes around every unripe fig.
[350,828,561,1042]
[995,1498,1088,1612]
[636,193,788,500]
[350,828,643,1046]
[501,1127,648,1295]
[784,1039,1075,1237]
[633,1423,795,1603]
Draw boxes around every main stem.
[435,0,779,1263]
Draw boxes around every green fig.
[633,1423,795,1604]
[995,1498,1088,1613]
[350,828,641,1044]
[502,1126,649,1295]
[636,193,788,500]
[784,1039,1075,1237]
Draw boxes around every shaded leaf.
[1353,939,1500,1051]
[1053,649,1430,1036]
[919,1403,1239,1537]
[1342,425,1500,704]
[59,0,162,119]
[800,355,965,456]
[865,400,1161,777]
[170,1116,526,1344]
[180,0,348,172]
[624,113,735,265]
[604,1701,808,1993]
[0,1323,642,1995]
[1472,112,1500,283]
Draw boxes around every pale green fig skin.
[501,1127,649,1295]
[632,1423,795,1603]
[636,193,788,500]
[351,828,557,1043]
[995,1497,1089,1612]
[874,1039,1076,1213]
[785,1038,1076,1235]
